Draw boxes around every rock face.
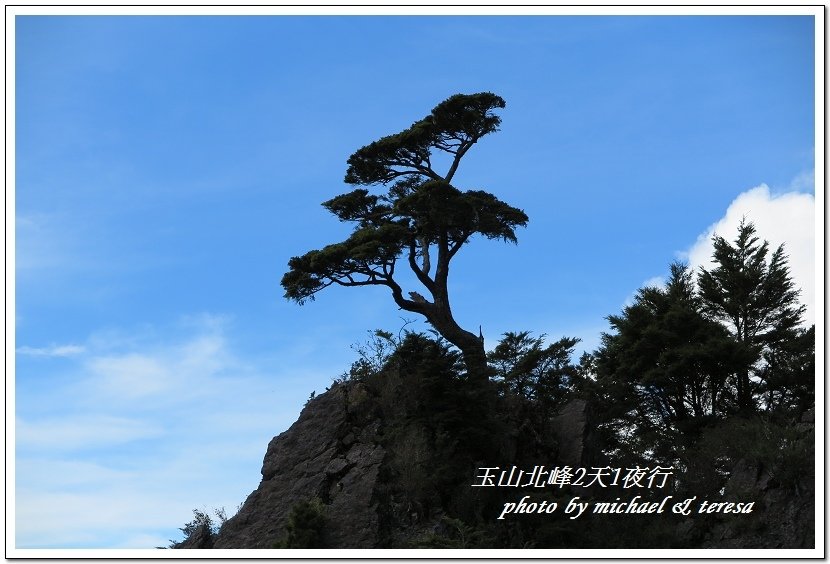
[213,384,386,548]
[699,409,816,549]
[699,462,815,548]
[186,379,814,549]
[210,384,596,549]
[551,398,597,468]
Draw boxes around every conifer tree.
[281,93,528,379]
[593,263,745,462]
[488,331,579,416]
[697,220,806,412]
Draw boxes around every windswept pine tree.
[281,93,528,379]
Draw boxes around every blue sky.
[12,13,818,550]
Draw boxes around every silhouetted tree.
[757,324,814,416]
[590,221,813,466]
[281,93,528,379]
[489,331,579,416]
[697,220,806,412]
[592,263,748,463]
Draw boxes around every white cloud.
[622,275,665,308]
[787,169,815,193]
[15,213,83,273]
[640,276,666,289]
[682,180,815,326]
[77,326,237,406]
[13,314,323,549]
[16,415,164,452]
[16,344,85,357]
[15,487,190,549]
[86,353,173,400]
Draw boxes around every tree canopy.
[282,93,527,378]
[589,221,812,467]
[592,263,749,462]
[697,219,806,412]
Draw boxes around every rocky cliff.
[174,378,815,550]
[207,381,594,548]
[214,384,385,548]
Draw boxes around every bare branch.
[444,140,474,182]
[408,239,437,294]
[448,231,472,260]
[333,278,387,288]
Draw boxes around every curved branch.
[386,277,433,317]
[408,239,437,295]
[444,140,474,183]
[448,231,472,260]
[333,277,389,289]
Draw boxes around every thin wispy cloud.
[14,315,318,549]
[15,213,83,272]
[16,344,85,357]
[16,415,164,452]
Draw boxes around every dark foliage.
[592,263,750,463]
[273,498,327,548]
[168,508,229,549]
[282,93,527,378]
[338,329,589,547]
[757,324,814,416]
[359,332,504,518]
[586,222,813,530]
[697,219,807,412]
[489,331,580,417]
[287,218,813,547]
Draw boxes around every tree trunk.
[388,255,490,381]
[426,306,489,381]
[737,369,753,413]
